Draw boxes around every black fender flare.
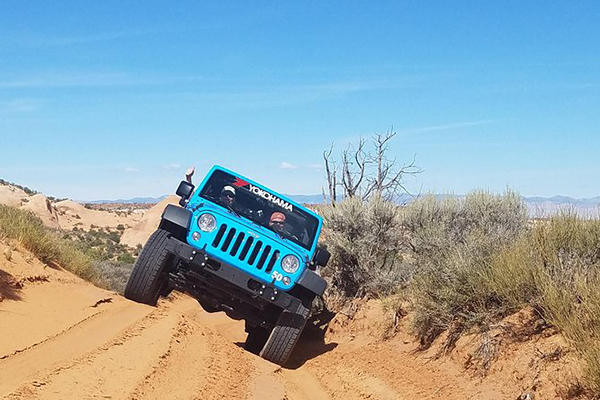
[159,204,191,235]
[296,268,327,297]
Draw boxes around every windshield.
[199,169,319,250]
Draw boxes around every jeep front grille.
[211,223,280,272]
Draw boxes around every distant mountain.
[84,192,600,218]
[523,196,600,218]
[83,195,168,204]
[524,195,600,206]
[284,194,327,204]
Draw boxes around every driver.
[220,185,236,209]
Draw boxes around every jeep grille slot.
[248,240,263,265]
[230,232,245,256]
[239,236,254,261]
[207,224,285,277]
[265,250,280,273]
[221,228,236,252]
[212,224,227,248]
[256,245,271,270]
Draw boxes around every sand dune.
[0,184,144,233]
[54,199,143,231]
[120,195,179,248]
[0,185,29,208]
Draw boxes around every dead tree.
[341,137,367,198]
[363,129,421,200]
[323,144,338,205]
[323,128,422,203]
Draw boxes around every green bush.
[320,196,412,299]
[402,190,529,348]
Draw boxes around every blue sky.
[1,1,599,200]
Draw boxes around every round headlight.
[281,255,300,274]
[197,213,217,232]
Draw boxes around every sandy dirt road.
[1,244,569,399]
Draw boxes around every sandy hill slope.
[21,194,60,229]
[0,183,144,233]
[120,195,178,248]
[0,185,29,207]
[54,199,144,231]
[0,239,583,399]
[0,186,60,229]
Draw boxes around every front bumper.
[165,237,302,313]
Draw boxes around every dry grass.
[462,212,600,391]
[0,204,132,293]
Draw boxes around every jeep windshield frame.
[198,169,319,251]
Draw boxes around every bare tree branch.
[323,126,421,203]
[341,137,368,198]
[323,143,338,205]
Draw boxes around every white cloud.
[279,162,298,170]
[306,163,323,171]
[162,163,181,170]
[124,167,139,173]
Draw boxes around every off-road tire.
[124,229,172,306]
[244,326,271,355]
[259,301,311,365]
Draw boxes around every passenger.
[269,212,298,240]
[220,185,236,209]
[268,211,285,229]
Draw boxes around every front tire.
[124,229,172,306]
[259,301,311,365]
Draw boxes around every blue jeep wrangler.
[124,165,330,365]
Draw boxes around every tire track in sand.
[0,298,156,398]
[1,297,192,399]
[129,307,253,400]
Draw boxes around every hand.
[185,166,195,183]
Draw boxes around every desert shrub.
[320,196,412,299]
[494,214,600,391]
[91,260,134,294]
[402,190,529,348]
[108,231,121,243]
[62,228,134,262]
[117,252,135,264]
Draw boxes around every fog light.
[282,276,291,285]
[192,231,201,241]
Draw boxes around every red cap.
[270,212,286,223]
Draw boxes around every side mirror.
[176,181,195,206]
[313,246,331,268]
